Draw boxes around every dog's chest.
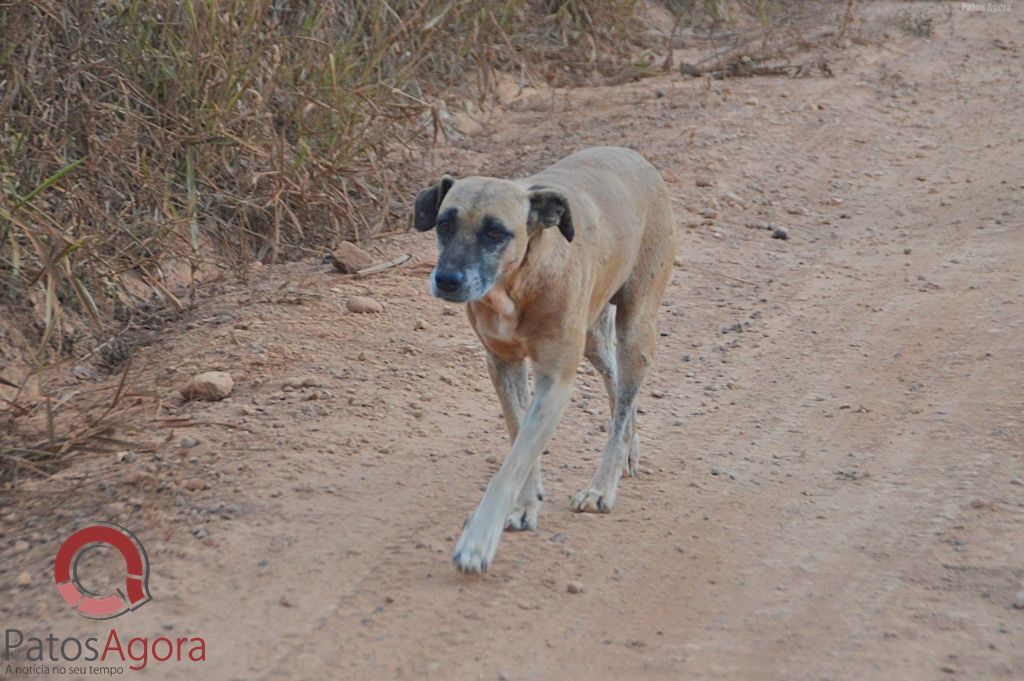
[468,292,526,359]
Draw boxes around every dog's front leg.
[453,373,573,573]
[485,353,544,531]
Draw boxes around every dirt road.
[4,4,1023,680]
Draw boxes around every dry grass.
[0,1,644,355]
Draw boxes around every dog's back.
[524,146,675,323]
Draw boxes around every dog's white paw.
[452,519,502,573]
[504,503,539,531]
[571,486,616,513]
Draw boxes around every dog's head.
[412,175,573,303]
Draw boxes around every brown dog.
[414,147,676,572]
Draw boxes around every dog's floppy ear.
[527,187,574,242]
[413,175,455,231]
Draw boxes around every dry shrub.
[0,0,643,352]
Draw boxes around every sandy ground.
[2,4,1023,680]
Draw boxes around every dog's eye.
[484,226,505,242]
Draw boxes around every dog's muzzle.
[431,268,471,302]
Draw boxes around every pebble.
[180,436,200,449]
[17,570,31,586]
[106,501,129,516]
[722,191,746,207]
[1013,590,1024,609]
[651,389,665,398]
[771,227,789,240]
[346,296,384,313]
[192,527,209,540]
[566,581,585,594]
[695,177,713,188]
[331,241,375,274]
[182,478,206,492]
[181,371,234,401]
[711,468,721,476]
[283,376,323,389]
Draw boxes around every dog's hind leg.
[585,304,617,413]
[485,353,543,531]
[572,244,672,513]
[585,304,641,480]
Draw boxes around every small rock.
[182,478,206,492]
[17,570,32,586]
[283,376,323,389]
[566,581,585,594]
[711,468,721,476]
[771,227,789,240]
[331,241,375,274]
[679,62,701,77]
[1013,590,1024,609]
[744,97,758,106]
[116,451,136,464]
[192,527,208,540]
[180,436,200,449]
[346,296,383,313]
[279,595,294,608]
[651,390,665,398]
[415,319,430,331]
[181,371,234,401]
[722,191,746,207]
[695,177,713,188]
[106,501,129,516]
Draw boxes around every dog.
[413,146,676,573]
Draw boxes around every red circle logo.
[53,522,152,619]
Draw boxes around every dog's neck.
[475,284,518,322]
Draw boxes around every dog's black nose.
[434,270,465,293]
